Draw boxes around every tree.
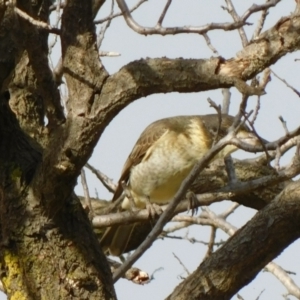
[0,0,300,299]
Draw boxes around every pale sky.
[2,1,300,299]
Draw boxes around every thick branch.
[15,0,64,128]
[167,180,300,300]
[95,14,300,123]
[37,0,110,213]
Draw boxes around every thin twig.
[172,252,190,275]
[207,97,222,146]
[8,3,61,34]
[254,289,265,300]
[99,51,120,57]
[157,0,172,26]
[241,0,282,22]
[219,203,240,219]
[274,145,282,171]
[251,96,261,125]
[204,226,216,259]
[164,222,192,234]
[222,89,231,114]
[97,0,114,49]
[279,116,289,135]
[203,33,219,54]
[271,70,300,98]
[260,68,271,90]
[237,293,245,300]
[252,0,270,40]
[224,0,249,47]
[115,0,252,36]
[253,136,299,165]
[114,0,280,36]
[162,233,225,247]
[94,0,147,24]
[224,156,237,183]
[81,169,94,218]
[85,163,116,193]
[242,111,271,162]
[93,157,300,229]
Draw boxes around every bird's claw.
[146,202,162,219]
[187,191,198,216]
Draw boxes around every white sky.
[2,1,300,299]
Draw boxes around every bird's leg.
[143,196,162,219]
[121,181,137,211]
[186,191,198,216]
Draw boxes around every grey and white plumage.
[101,114,263,256]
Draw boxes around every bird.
[100,114,265,256]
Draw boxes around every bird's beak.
[238,131,268,147]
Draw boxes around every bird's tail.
[100,224,136,256]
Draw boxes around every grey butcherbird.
[101,114,265,256]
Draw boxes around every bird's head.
[200,114,267,158]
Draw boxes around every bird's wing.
[112,120,171,201]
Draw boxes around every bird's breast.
[126,129,209,208]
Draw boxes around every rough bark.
[0,0,115,299]
[167,179,300,300]
[0,0,299,299]
[0,93,115,299]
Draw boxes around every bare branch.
[251,95,261,125]
[224,156,237,183]
[266,262,300,299]
[204,226,216,259]
[157,0,172,26]
[279,116,290,135]
[105,14,300,120]
[202,207,300,299]
[254,136,299,165]
[115,0,251,36]
[81,169,94,218]
[164,222,192,234]
[274,146,282,171]
[224,0,249,46]
[85,163,116,193]
[163,229,225,247]
[93,157,300,229]
[241,111,271,162]
[172,252,190,276]
[222,89,231,114]
[115,0,281,37]
[99,51,120,57]
[271,69,300,97]
[263,124,300,150]
[207,97,222,146]
[203,33,219,55]
[97,0,114,49]
[7,2,61,34]
[94,0,147,24]
[252,0,270,40]
[219,202,240,219]
[241,0,282,21]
